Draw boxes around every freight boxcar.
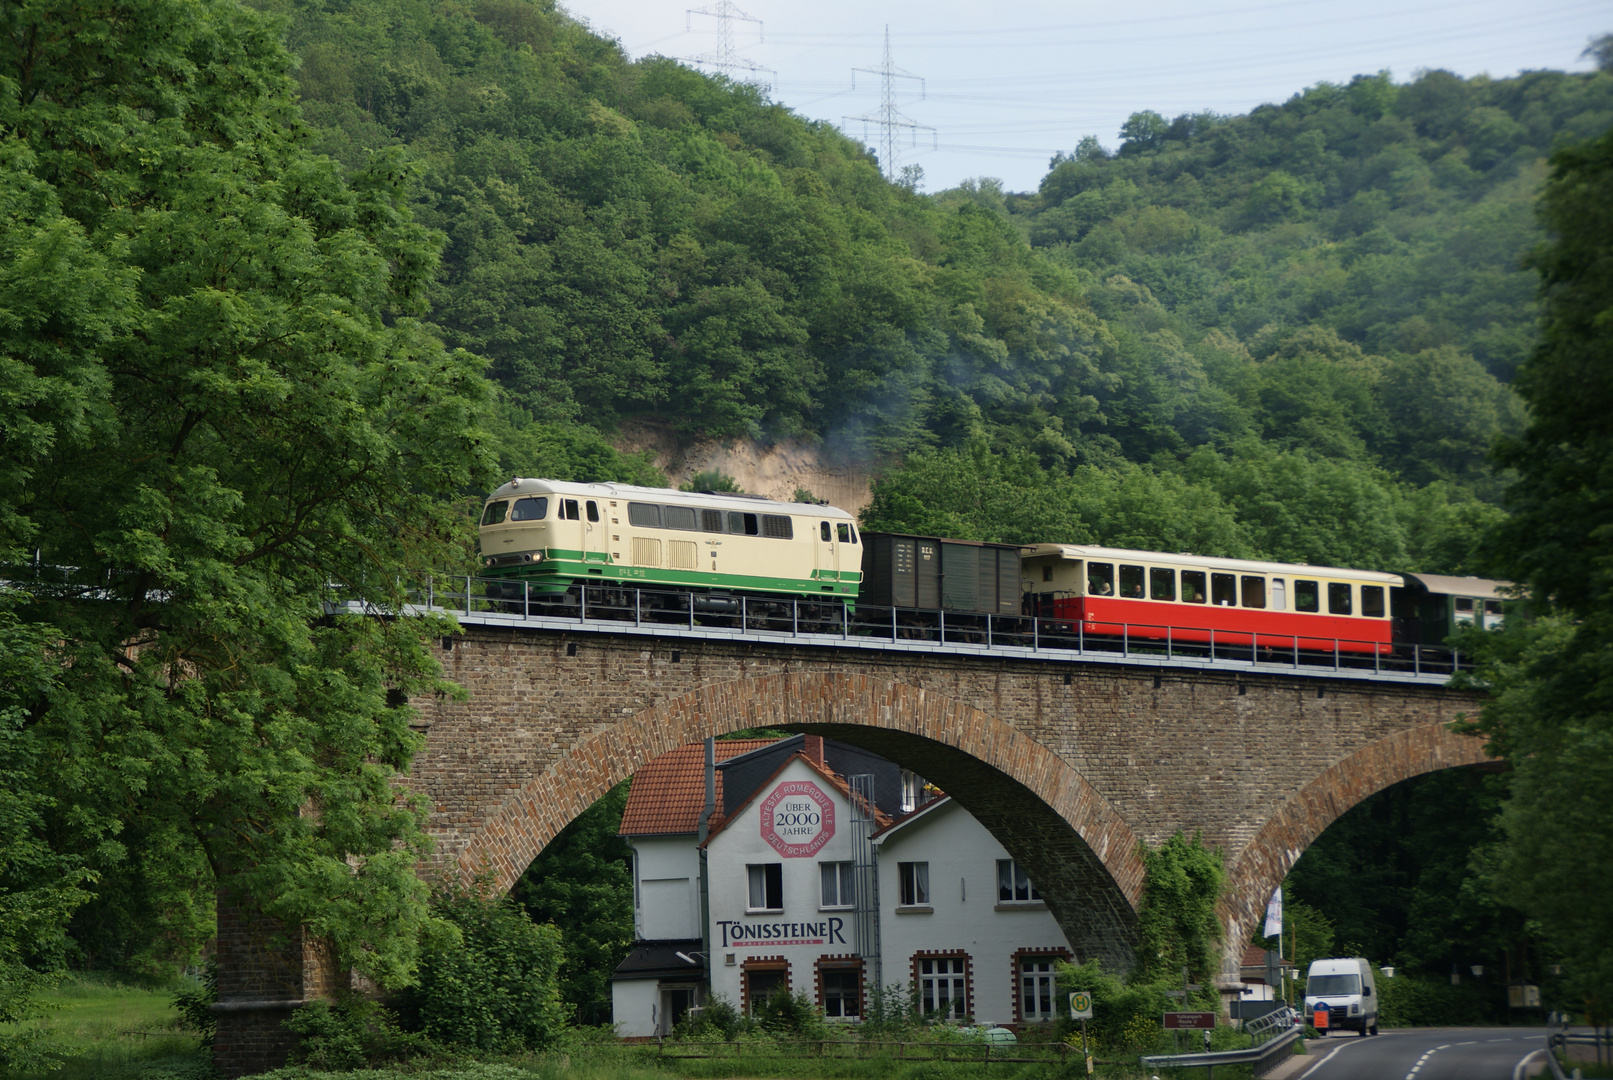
[859,533,1023,617]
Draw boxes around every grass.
[1,973,213,1080]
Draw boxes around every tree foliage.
[1134,832,1224,995]
[0,0,494,992]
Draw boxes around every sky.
[557,0,1609,193]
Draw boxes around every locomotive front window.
[1150,567,1175,601]
[1181,571,1207,603]
[664,505,698,531]
[761,514,793,539]
[627,503,661,528]
[837,523,852,543]
[1295,580,1319,612]
[1211,573,1237,606]
[1241,576,1266,609]
[1361,585,1385,618]
[702,509,724,532]
[510,497,547,522]
[1328,582,1353,615]
[1119,565,1145,599]
[730,512,759,535]
[1087,562,1114,596]
[481,500,509,525]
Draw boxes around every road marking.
[1407,1047,1439,1079]
[1459,1041,1477,1045]
[1295,1039,1358,1076]
[1514,1048,1545,1080]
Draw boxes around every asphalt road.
[1287,1027,1551,1080]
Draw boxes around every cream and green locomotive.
[478,479,863,613]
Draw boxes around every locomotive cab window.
[1361,585,1385,618]
[560,499,581,521]
[730,512,759,536]
[510,497,547,522]
[665,505,697,531]
[837,523,853,543]
[1119,565,1145,599]
[1150,567,1175,601]
[481,500,509,525]
[1212,573,1237,606]
[821,522,832,541]
[1087,562,1114,596]
[627,503,661,528]
[1181,571,1207,603]
[1328,582,1353,615]
[1295,580,1319,613]
[1241,576,1266,609]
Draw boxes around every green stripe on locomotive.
[485,549,862,602]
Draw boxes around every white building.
[611,735,1075,1036]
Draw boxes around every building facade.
[612,735,1075,1036]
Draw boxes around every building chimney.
[804,735,825,766]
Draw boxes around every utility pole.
[844,25,934,180]
[680,1,773,88]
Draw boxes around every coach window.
[1241,576,1266,609]
[1086,562,1114,596]
[1119,565,1145,599]
[561,499,581,521]
[480,500,509,525]
[1149,567,1175,601]
[837,523,853,543]
[1211,573,1237,606]
[1295,579,1319,612]
[1361,585,1386,618]
[1328,582,1353,615]
[1181,570,1207,603]
[729,512,760,536]
[664,505,697,531]
[747,864,783,912]
[627,503,661,528]
[701,509,725,533]
[821,522,831,541]
[1271,578,1287,611]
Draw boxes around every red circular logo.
[760,781,836,857]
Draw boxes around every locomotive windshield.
[481,500,508,525]
[511,497,548,521]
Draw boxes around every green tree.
[1468,124,1613,1014]
[1134,831,1224,998]
[512,782,635,1025]
[0,0,493,988]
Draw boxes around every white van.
[1304,957,1379,1036]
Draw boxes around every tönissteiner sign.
[716,916,848,948]
[760,780,835,857]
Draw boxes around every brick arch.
[447,671,1146,972]
[1219,722,1491,956]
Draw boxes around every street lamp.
[1471,965,1484,978]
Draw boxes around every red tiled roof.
[618,739,780,836]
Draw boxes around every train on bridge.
[477,478,1509,658]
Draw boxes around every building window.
[819,963,862,1019]
[996,859,1041,902]
[743,965,787,1015]
[820,862,855,908]
[747,863,783,911]
[1019,956,1058,1022]
[898,862,930,907]
[916,955,969,1019]
[900,769,923,813]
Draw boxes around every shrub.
[397,880,566,1052]
[173,961,217,1049]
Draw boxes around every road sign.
[1163,1011,1215,1029]
[1069,991,1093,1019]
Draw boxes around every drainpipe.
[697,736,715,1003]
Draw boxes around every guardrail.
[1547,1029,1613,1079]
[334,576,1471,684]
[1140,1007,1301,1078]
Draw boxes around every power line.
[679,1,774,88]
[843,25,934,181]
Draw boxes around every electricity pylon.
[844,25,934,180]
[681,1,773,88]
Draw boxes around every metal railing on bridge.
[332,575,1473,685]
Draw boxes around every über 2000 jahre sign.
[760,780,835,857]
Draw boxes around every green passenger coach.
[478,478,863,612]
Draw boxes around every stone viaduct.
[214,618,1490,1074]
